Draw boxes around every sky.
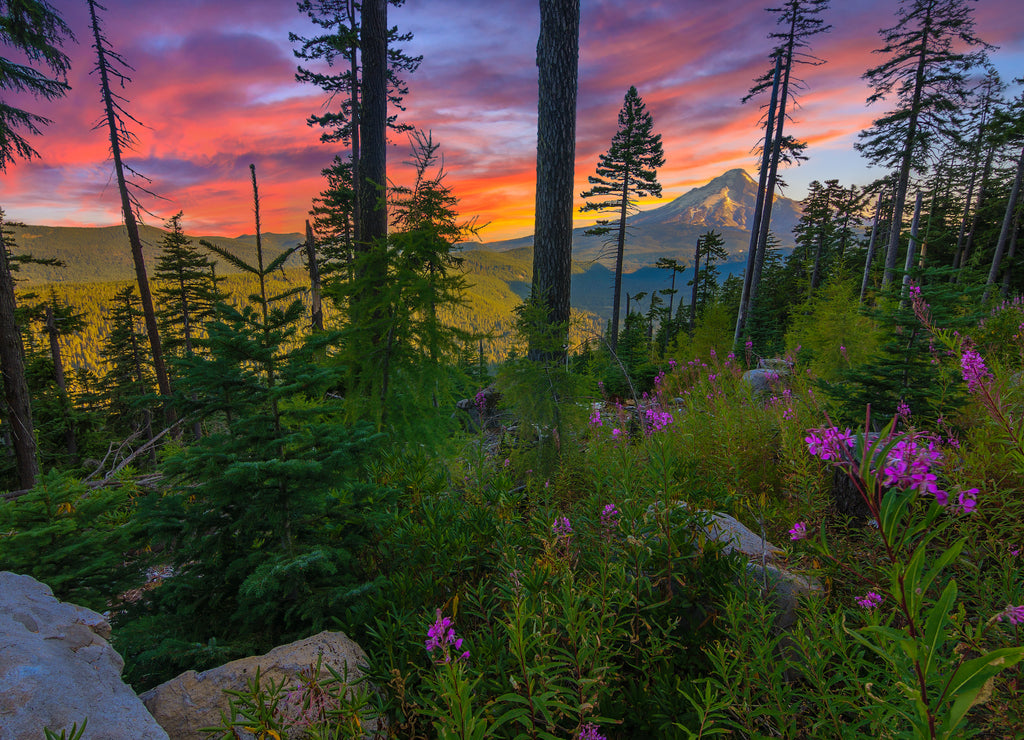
[1,0,1023,243]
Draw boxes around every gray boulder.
[141,630,379,739]
[0,571,168,740]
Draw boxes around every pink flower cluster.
[961,349,991,393]
[644,407,674,432]
[589,406,602,427]
[577,723,607,740]
[996,605,1024,625]
[789,522,807,541]
[552,516,573,537]
[600,503,619,531]
[856,591,884,609]
[426,610,469,663]
[881,438,943,494]
[805,427,856,461]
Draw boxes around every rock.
[741,368,785,397]
[690,510,819,629]
[700,511,784,562]
[141,631,378,739]
[0,571,169,740]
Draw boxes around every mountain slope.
[10,223,304,286]
[474,168,802,272]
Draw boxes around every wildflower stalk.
[807,409,1024,738]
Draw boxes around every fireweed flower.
[577,723,607,740]
[996,605,1024,625]
[600,503,620,535]
[552,516,572,537]
[805,427,856,462]
[644,408,674,433]
[589,406,602,427]
[961,349,991,393]
[426,609,469,663]
[955,488,978,514]
[611,428,622,440]
[789,522,807,541]
[474,390,487,416]
[857,591,884,609]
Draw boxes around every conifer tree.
[0,0,73,489]
[580,85,664,352]
[99,285,155,441]
[0,0,73,168]
[292,0,420,249]
[529,0,579,363]
[87,0,171,405]
[688,230,727,324]
[739,0,831,340]
[856,0,989,287]
[154,212,223,365]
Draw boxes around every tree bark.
[0,218,38,489]
[306,220,323,332]
[45,304,77,460]
[529,0,579,362]
[358,0,387,254]
[689,236,701,330]
[860,193,884,301]
[985,145,1024,301]
[609,175,630,353]
[735,55,781,344]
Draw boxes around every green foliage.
[0,471,143,611]
[688,231,728,321]
[0,0,73,169]
[785,281,883,381]
[823,272,981,426]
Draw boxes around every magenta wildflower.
[961,349,991,393]
[577,723,607,740]
[789,522,807,541]
[600,503,620,535]
[426,610,469,663]
[857,591,884,609]
[805,426,856,462]
[895,400,911,420]
[668,359,677,369]
[474,390,487,416]
[955,488,978,514]
[644,407,674,433]
[589,406,602,427]
[782,407,794,421]
[996,605,1024,625]
[1011,548,1021,557]
[611,428,622,440]
[552,516,572,537]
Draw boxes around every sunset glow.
[2,0,1022,242]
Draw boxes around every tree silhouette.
[0,0,73,489]
[528,0,579,362]
[580,85,664,353]
[856,0,990,287]
[87,0,171,407]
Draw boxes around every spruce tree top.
[580,86,665,211]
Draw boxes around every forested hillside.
[3,0,1024,738]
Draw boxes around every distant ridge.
[9,223,304,286]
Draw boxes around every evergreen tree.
[154,212,223,365]
[0,0,73,167]
[292,0,420,249]
[580,85,664,352]
[688,230,727,324]
[331,132,476,431]
[99,285,155,441]
[0,1,73,489]
[529,0,579,363]
[737,0,831,340]
[856,0,990,287]
[789,180,864,296]
[87,0,171,405]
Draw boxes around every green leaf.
[941,647,1024,734]
[922,580,957,678]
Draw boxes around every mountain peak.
[630,168,798,235]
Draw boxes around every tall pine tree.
[580,85,664,352]
[856,0,989,287]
